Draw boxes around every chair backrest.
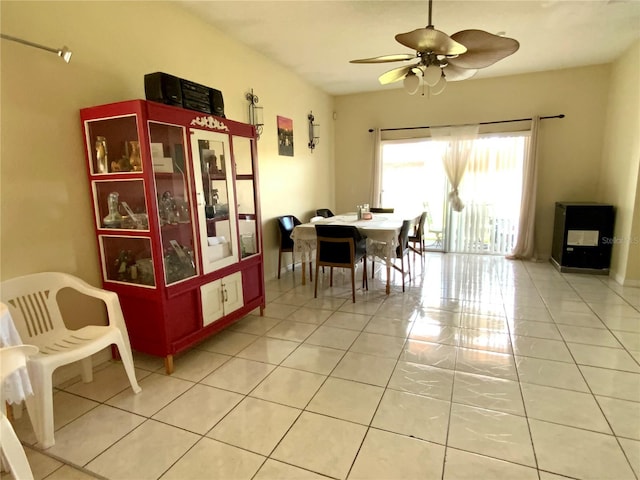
[396,220,412,256]
[1,272,78,349]
[315,225,366,265]
[316,208,335,218]
[276,215,301,249]
[415,211,427,236]
[370,207,395,213]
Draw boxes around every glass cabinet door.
[149,121,198,285]
[190,129,238,274]
[233,136,259,258]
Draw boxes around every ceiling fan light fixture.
[403,71,421,95]
[349,0,519,96]
[424,65,442,87]
[431,74,447,95]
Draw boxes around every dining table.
[290,212,419,294]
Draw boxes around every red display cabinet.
[80,100,265,373]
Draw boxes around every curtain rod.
[368,114,565,133]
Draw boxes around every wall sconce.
[308,112,319,152]
[1,33,72,63]
[245,89,264,139]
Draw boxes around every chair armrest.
[61,275,129,332]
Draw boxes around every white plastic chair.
[1,345,38,480]
[0,272,142,449]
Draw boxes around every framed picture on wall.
[277,116,294,157]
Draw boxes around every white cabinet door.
[221,272,243,315]
[201,279,224,327]
[200,272,244,327]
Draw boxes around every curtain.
[449,134,527,254]
[507,116,540,260]
[430,125,479,212]
[370,128,383,208]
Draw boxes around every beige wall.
[0,0,335,296]
[598,40,640,285]
[334,65,611,260]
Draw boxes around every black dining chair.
[276,215,312,280]
[392,219,413,292]
[408,211,427,260]
[314,225,368,303]
[316,208,335,218]
[369,207,395,213]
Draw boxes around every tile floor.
[6,253,640,480]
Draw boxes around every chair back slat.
[7,291,55,338]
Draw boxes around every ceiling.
[180,0,640,96]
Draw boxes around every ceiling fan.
[350,0,520,95]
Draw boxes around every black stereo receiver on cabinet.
[144,72,225,118]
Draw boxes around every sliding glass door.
[380,139,447,251]
[380,133,529,255]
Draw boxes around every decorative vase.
[103,192,123,228]
[96,136,108,173]
[129,140,142,171]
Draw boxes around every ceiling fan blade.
[350,54,417,64]
[442,64,478,82]
[395,27,467,56]
[448,30,520,69]
[378,65,414,85]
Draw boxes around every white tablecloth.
[291,213,417,293]
[1,303,34,405]
[291,213,402,264]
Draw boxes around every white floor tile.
[207,397,300,455]
[250,366,325,408]
[349,331,406,358]
[596,395,640,440]
[510,335,573,362]
[152,384,243,434]
[400,340,457,369]
[280,343,345,375]
[304,325,360,350]
[515,356,590,392]
[236,336,301,364]
[580,365,640,402]
[372,389,450,443]
[323,311,371,331]
[307,377,384,424]
[161,437,265,480]
[105,373,193,417]
[520,383,611,433]
[455,348,517,381]
[567,342,640,372]
[200,357,275,394]
[443,447,538,480]
[349,428,445,480]
[447,403,536,467]
[387,361,454,400]
[529,419,636,479]
[253,459,329,479]
[271,412,367,479]
[331,351,397,386]
[46,405,145,465]
[264,320,318,342]
[452,371,525,415]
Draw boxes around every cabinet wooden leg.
[164,355,174,375]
